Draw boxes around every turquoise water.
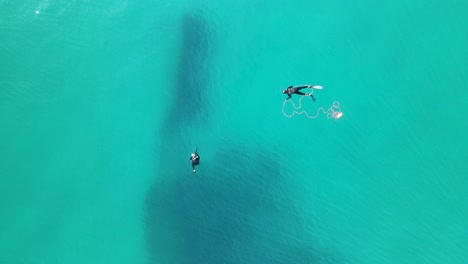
[1,0,467,263]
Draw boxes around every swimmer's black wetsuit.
[283,85,316,101]
[189,149,200,171]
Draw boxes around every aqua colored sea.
[1,0,467,263]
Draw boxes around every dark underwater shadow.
[145,144,342,264]
[144,9,341,264]
[163,11,215,137]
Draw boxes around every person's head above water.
[282,90,287,94]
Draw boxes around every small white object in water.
[35,10,40,14]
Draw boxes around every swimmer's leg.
[295,86,312,96]
[296,86,309,90]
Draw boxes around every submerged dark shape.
[156,11,215,168]
[145,145,342,264]
[164,11,215,135]
[144,9,341,264]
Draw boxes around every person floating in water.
[189,148,200,173]
[282,85,316,102]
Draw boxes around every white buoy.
[35,10,40,14]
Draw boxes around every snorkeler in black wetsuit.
[282,85,316,102]
[189,148,200,173]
